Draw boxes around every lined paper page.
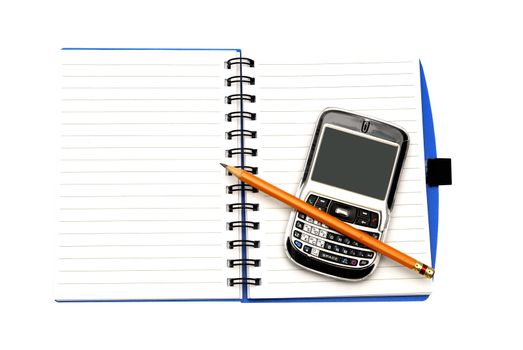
[248,57,432,299]
[57,50,240,300]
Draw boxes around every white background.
[0,1,521,349]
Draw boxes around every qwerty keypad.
[293,193,381,268]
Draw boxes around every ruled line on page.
[59,243,222,248]
[257,61,413,65]
[63,75,222,78]
[59,207,222,210]
[61,110,220,113]
[61,135,222,138]
[62,87,221,90]
[59,268,222,272]
[60,182,221,186]
[59,231,222,235]
[60,158,222,161]
[61,146,222,149]
[62,122,222,125]
[61,170,222,174]
[59,256,223,260]
[62,63,221,66]
[261,96,416,101]
[62,98,222,101]
[259,73,414,78]
[59,195,222,198]
[259,84,415,89]
[58,281,223,285]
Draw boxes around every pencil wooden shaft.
[226,165,434,278]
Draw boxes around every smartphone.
[284,108,409,280]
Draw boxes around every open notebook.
[57,48,437,302]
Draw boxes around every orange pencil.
[222,163,434,279]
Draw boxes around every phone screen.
[311,126,398,200]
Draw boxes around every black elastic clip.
[426,158,452,187]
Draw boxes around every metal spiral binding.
[227,203,259,212]
[226,111,256,121]
[227,184,258,194]
[227,259,261,267]
[226,129,257,140]
[226,165,258,176]
[225,76,255,86]
[227,221,259,231]
[225,94,256,104]
[227,240,260,249]
[225,56,261,288]
[227,147,257,158]
[227,278,261,287]
[225,57,255,69]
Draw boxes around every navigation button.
[328,202,356,223]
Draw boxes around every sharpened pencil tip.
[220,163,228,168]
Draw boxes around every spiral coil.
[225,56,260,288]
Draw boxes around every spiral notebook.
[57,48,438,302]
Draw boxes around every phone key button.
[301,234,309,242]
[365,231,380,240]
[355,217,370,227]
[364,251,375,259]
[294,240,303,249]
[293,230,301,239]
[335,235,344,243]
[357,209,370,219]
[370,213,379,228]
[295,221,304,229]
[316,197,330,209]
[303,224,312,233]
[319,251,340,263]
[311,227,320,235]
[298,212,306,220]
[306,194,318,205]
[319,230,327,238]
[311,248,320,257]
[303,245,312,254]
[308,237,317,245]
[327,233,336,241]
[317,240,325,248]
[359,260,369,266]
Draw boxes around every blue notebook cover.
[59,48,438,303]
